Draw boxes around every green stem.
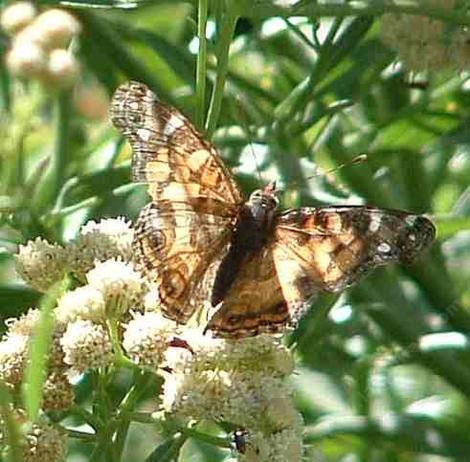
[71,405,101,430]
[50,92,71,201]
[195,0,208,130]
[175,424,231,448]
[113,371,154,461]
[0,59,11,114]
[32,91,71,219]
[66,429,96,441]
[106,319,126,363]
[90,371,115,462]
[205,4,239,137]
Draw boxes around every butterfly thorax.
[210,186,279,307]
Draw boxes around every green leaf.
[434,214,470,239]
[144,434,187,462]
[22,277,70,421]
[0,285,41,325]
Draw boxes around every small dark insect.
[232,427,250,454]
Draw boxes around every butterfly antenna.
[235,98,264,187]
[286,154,368,191]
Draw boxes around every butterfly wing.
[110,81,242,323]
[273,206,436,321]
[204,245,290,338]
[206,206,435,337]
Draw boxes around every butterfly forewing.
[272,206,435,319]
[110,81,242,206]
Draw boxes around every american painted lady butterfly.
[110,81,436,338]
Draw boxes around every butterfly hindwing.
[133,202,233,322]
[205,245,289,338]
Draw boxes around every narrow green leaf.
[434,214,470,239]
[144,434,187,462]
[22,278,70,421]
[195,0,208,129]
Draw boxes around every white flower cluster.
[161,332,303,461]
[68,217,134,282]
[0,309,71,409]
[15,238,67,292]
[1,412,68,462]
[381,0,470,71]
[12,217,174,375]
[15,217,134,291]
[0,2,81,88]
[122,312,176,369]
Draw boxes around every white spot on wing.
[405,215,418,226]
[136,128,152,142]
[377,243,391,253]
[369,214,381,233]
[163,114,185,138]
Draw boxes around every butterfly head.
[247,181,279,211]
[246,181,279,232]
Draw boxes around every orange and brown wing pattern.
[204,246,289,338]
[110,81,242,323]
[110,81,242,208]
[134,202,233,322]
[273,206,435,321]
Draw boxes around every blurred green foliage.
[1,0,470,461]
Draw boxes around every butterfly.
[110,81,436,338]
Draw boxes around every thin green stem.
[175,424,231,448]
[50,91,71,202]
[113,371,154,461]
[66,429,96,441]
[71,405,101,430]
[106,319,126,362]
[205,4,239,137]
[195,0,208,130]
[32,91,71,220]
[90,371,115,462]
[0,60,11,114]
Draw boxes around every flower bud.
[6,41,46,78]
[0,2,36,35]
[43,49,79,89]
[32,9,81,49]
